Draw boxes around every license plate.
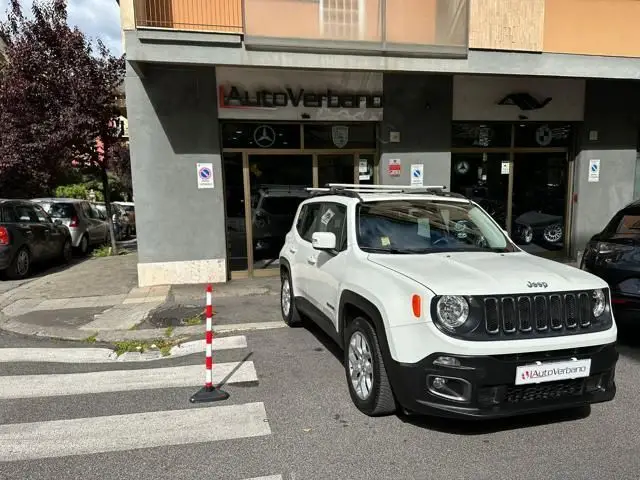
[515,359,591,385]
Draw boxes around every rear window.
[1,206,17,223]
[47,203,76,218]
[260,197,306,216]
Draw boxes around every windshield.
[356,200,515,254]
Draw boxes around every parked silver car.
[94,202,133,240]
[31,198,109,255]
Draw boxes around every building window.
[320,0,364,40]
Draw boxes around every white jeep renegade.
[278,184,618,419]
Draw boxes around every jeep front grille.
[483,292,597,337]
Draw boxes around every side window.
[13,205,38,223]
[81,202,93,219]
[318,203,348,251]
[297,203,322,242]
[33,204,52,223]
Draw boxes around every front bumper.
[388,343,617,419]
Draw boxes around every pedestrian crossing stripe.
[0,402,271,462]
[0,362,258,399]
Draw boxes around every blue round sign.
[199,167,212,179]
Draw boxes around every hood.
[368,251,607,296]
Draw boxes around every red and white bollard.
[190,284,229,403]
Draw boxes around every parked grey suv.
[31,198,109,255]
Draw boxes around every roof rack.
[306,184,468,201]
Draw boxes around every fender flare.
[338,290,392,363]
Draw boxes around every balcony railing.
[132,0,468,57]
[133,0,243,33]
[243,0,468,56]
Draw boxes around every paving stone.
[80,302,162,331]
[1,299,44,317]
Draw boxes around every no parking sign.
[197,163,214,189]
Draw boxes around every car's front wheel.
[344,316,396,416]
[280,270,302,327]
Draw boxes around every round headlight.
[592,289,605,317]
[436,295,470,330]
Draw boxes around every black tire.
[344,316,396,416]
[280,269,302,327]
[78,234,89,255]
[7,247,31,280]
[61,238,73,264]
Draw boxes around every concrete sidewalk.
[0,253,283,344]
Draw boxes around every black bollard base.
[189,386,230,404]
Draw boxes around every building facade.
[118,0,640,286]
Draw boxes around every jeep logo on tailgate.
[527,281,548,288]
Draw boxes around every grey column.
[379,73,453,188]
[572,79,640,260]
[125,62,226,271]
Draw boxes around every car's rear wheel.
[344,316,396,416]
[78,234,89,255]
[61,238,73,264]
[7,247,30,280]
[280,270,302,327]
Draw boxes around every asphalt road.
[1,325,640,480]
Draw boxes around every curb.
[0,319,287,343]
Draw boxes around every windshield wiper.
[360,247,415,254]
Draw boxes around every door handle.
[289,248,297,254]
[307,256,317,265]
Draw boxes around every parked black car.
[581,200,640,324]
[0,199,73,279]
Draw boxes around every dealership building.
[118,0,640,286]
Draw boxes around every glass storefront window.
[304,123,376,149]
[221,123,301,149]
[451,123,512,148]
[450,153,510,229]
[223,153,248,272]
[318,154,355,187]
[511,153,568,254]
[513,123,573,148]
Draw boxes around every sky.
[0,0,123,56]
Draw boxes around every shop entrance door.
[248,154,313,273]
[221,121,378,278]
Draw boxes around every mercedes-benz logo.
[253,125,276,148]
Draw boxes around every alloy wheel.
[16,250,29,277]
[281,279,291,317]
[543,223,563,243]
[348,331,374,401]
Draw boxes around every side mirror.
[312,232,336,251]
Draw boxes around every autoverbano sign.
[216,66,383,121]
